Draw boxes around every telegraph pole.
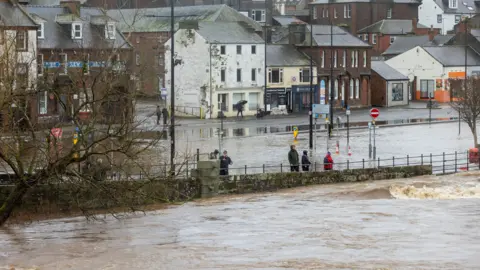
[328,4,334,138]
[309,6,314,150]
[170,0,175,174]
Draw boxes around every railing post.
[281,164,283,173]
[421,154,423,166]
[443,152,445,174]
[407,155,409,166]
[245,165,247,175]
[362,159,365,169]
[455,151,457,173]
[347,160,349,170]
[393,156,395,167]
[263,164,265,173]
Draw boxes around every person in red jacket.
[323,152,334,171]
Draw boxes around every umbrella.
[237,100,248,105]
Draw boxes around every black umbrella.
[237,100,248,105]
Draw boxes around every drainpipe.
[209,43,213,119]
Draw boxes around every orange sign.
[448,71,466,79]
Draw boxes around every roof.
[26,5,131,49]
[272,16,306,26]
[372,60,408,80]
[309,25,370,47]
[271,26,290,44]
[107,5,262,33]
[195,22,264,44]
[422,46,480,66]
[267,45,313,66]
[435,0,478,14]
[0,2,37,27]
[285,9,310,16]
[310,0,421,4]
[358,19,429,34]
[382,35,454,55]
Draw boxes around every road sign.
[313,104,330,115]
[161,88,167,97]
[370,108,380,119]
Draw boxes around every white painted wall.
[419,1,474,34]
[387,80,409,107]
[165,29,265,119]
[386,46,444,82]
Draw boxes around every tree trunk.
[0,182,29,226]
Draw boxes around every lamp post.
[309,5,314,150]
[170,0,175,175]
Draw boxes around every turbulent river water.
[2,172,480,269]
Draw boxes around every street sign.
[314,113,319,119]
[313,104,330,115]
[161,88,167,97]
[370,108,380,119]
[320,80,326,105]
[346,109,351,116]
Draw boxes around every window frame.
[16,63,29,90]
[387,8,392,19]
[236,45,242,55]
[321,50,325,68]
[83,53,90,75]
[16,30,28,51]
[220,45,226,55]
[72,22,83,39]
[363,50,367,67]
[236,68,242,82]
[268,68,283,83]
[135,52,140,66]
[342,50,346,67]
[59,53,68,75]
[344,4,351,18]
[450,0,458,9]
[252,9,266,22]
[79,90,92,112]
[37,54,44,77]
[455,15,461,24]
[39,91,48,115]
[355,78,360,99]
[333,50,337,68]
[299,68,310,83]
[105,23,116,39]
[313,7,317,19]
[437,14,442,23]
[251,68,256,82]
[221,68,226,82]
[251,45,256,54]
[38,22,45,39]
[349,79,354,99]
[372,34,377,44]
[334,8,338,18]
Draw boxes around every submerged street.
[2,172,480,269]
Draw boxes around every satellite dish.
[468,6,474,10]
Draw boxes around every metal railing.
[174,106,201,117]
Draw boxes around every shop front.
[291,85,319,113]
[265,88,287,111]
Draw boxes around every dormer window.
[37,22,44,39]
[105,23,116,39]
[449,0,458,9]
[71,23,82,39]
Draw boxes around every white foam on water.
[390,184,480,199]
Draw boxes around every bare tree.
[449,76,480,146]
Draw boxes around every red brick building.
[309,0,421,35]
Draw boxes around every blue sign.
[292,85,319,93]
[75,126,80,132]
[68,61,84,68]
[44,62,60,68]
[314,113,319,119]
[89,61,106,67]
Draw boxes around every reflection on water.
[2,173,480,269]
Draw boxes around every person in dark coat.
[288,145,299,172]
[237,104,244,118]
[301,150,311,172]
[220,150,233,176]
[162,107,169,126]
[156,105,162,125]
[324,152,334,171]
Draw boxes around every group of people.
[288,145,334,172]
[156,105,169,126]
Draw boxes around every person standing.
[156,105,162,125]
[301,150,311,172]
[237,104,244,118]
[288,145,299,172]
[220,150,233,176]
[162,107,169,126]
[324,152,334,171]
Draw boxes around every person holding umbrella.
[236,100,247,118]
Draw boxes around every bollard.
[245,165,247,175]
[362,159,365,169]
[263,164,265,173]
[378,157,380,168]
[430,153,432,166]
[347,160,349,170]
[196,148,200,161]
[393,156,395,167]
[407,155,409,166]
[421,154,423,166]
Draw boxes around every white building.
[419,0,477,34]
[385,45,480,102]
[165,21,265,118]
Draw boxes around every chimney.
[428,25,435,41]
[412,18,418,32]
[60,1,80,16]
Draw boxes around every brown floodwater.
[2,172,480,269]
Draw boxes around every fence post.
[421,154,423,166]
[245,165,247,175]
[347,160,349,170]
[455,151,457,173]
[196,148,200,162]
[407,155,409,166]
[393,156,395,167]
[378,157,380,168]
[443,152,445,174]
[263,164,265,173]
[362,159,365,169]
[281,164,283,173]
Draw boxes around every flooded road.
[2,173,480,269]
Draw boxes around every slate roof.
[310,0,421,4]
[26,5,131,50]
[308,25,370,47]
[372,60,408,80]
[273,16,306,26]
[107,5,262,33]
[0,2,37,27]
[435,0,478,14]
[196,22,264,44]
[358,19,429,34]
[382,35,454,55]
[423,46,480,66]
[267,45,313,66]
[271,26,290,44]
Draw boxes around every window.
[334,8,338,18]
[251,45,256,54]
[251,68,256,82]
[320,50,325,68]
[236,45,242,54]
[158,54,164,66]
[455,15,461,23]
[83,53,90,75]
[349,79,354,99]
[71,23,82,39]
[268,68,283,83]
[79,91,92,112]
[363,50,367,67]
[16,64,28,89]
[135,53,140,66]
[16,31,27,51]
[342,50,346,67]
[322,8,328,18]
[392,83,403,101]
[437,14,442,23]
[372,34,377,44]
[220,45,226,55]
[355,50,359,67]
[355,78,360,99]
[248,92,259,110]
[341,81,345,101]
[351,50,355,67]
[449,0,457,9]
[236,68,242,82]
[252,9,266,22]
[39,91,47,115]
[344,4,351,18]
[363,34,368,41]
[334,50,338,68]
[218,93,228,112]
[37,22,45,39]
[59,53,67,74]
[390,36,396,44]
[387,8,392,18]
[299,68,310,82]
[420,79,435,98]
[334,79,338,100]
[313,7,317,19]
[37,54,44,76]
[221,68,226,82]
[105,23,116,39]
